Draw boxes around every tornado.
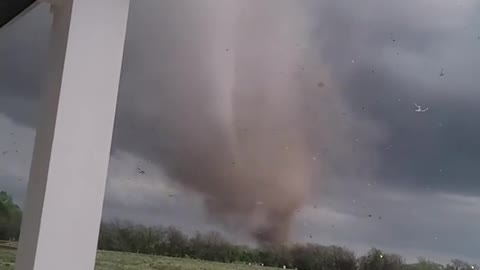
[113,0,353,245]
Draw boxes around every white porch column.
[15,0,130,270]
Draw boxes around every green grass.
[0,244,283,270]
[0,246,15,270]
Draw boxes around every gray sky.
[1,0,480,264]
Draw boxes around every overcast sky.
[1,0,480,264]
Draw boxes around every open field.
[0,244,285,270]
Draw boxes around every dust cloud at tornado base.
[112,0,380,245]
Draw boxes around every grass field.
[0,244,284,270]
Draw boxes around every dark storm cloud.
[0,4,49,99]
[4,1,480,196]
[0,4,49,127]
[343,68,480,194]
[2,0,480,260]
[306,0,480,194]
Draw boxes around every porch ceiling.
[0,0,36,28]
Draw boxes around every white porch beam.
[15,0,130,270]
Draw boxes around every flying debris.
[414,103,429,113]
[137,167,145,174]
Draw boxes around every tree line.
[97,220,478,270]
[0,191,22,241]
[0,191,477,270]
